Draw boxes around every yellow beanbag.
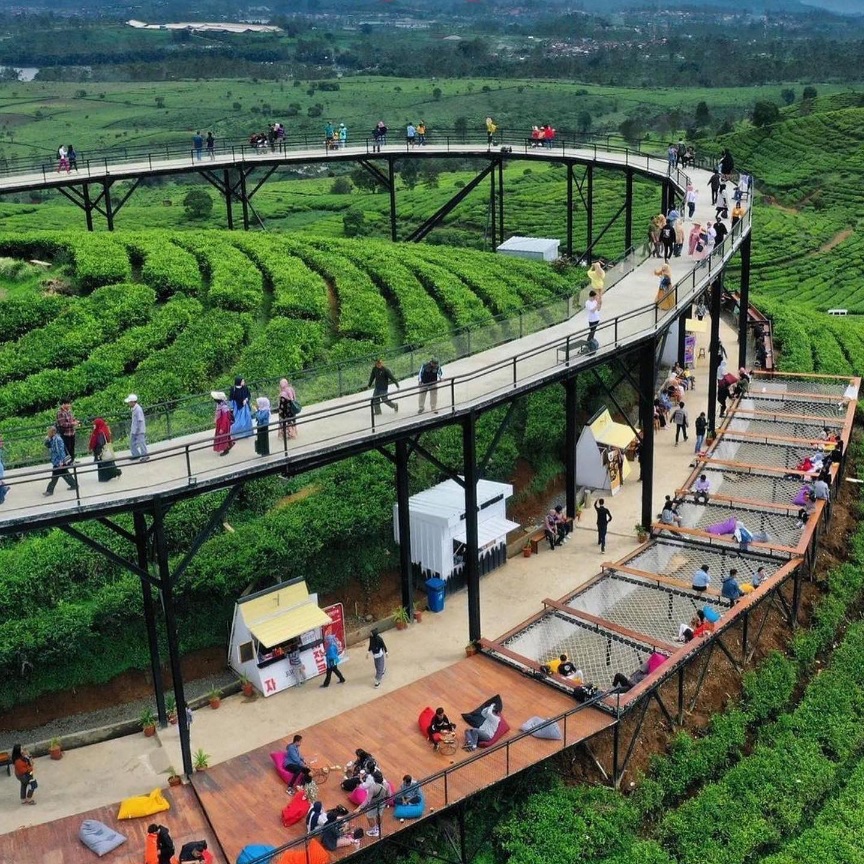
[117,788,170,820]
[546,658,562,674]
[740,583,755,594]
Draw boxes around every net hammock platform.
[749,373,854,399]
[679,465,811,508]
[725,414,843,440]
[708,433,834,473]
[739,393,848,419]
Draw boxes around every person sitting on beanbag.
[463,704,500,751]
[428,707,456,750]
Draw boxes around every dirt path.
[819,226,854,253]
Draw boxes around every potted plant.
[48,737,63,760]
[193,749,210,772]
[522,542,532,558]
[465,641,478,657]
[413,608,423,623]
[392,606,411,631]
[167,766,183,788]
[239,673,255,699]
[635,524,649,544]
[140,707,158,737]
[166,695,178,725]
[208,687,223,709]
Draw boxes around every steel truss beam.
[613,697,650,788]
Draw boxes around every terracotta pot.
[522,547,532,558]
[637,532,648,544]
[209,698,221,710]
[168,714,178,726]
[195,765,207,772]
[413,610,423,623]
[465,644,478,657]
[49,747,63,760]
[242,683,255,698]
[168,775,182,787]
[143,725,157,738]
[395,620,408,631]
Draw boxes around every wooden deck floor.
[0,785,225,864]
[0,655,612,864]
[192,653,613,862]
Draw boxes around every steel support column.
[388,158,397,242]
[463,413,481,643]
[565,377,578,521]
[497,158,504,247]
[153,502,193,777]
[103,180,114,231]
[135,511,166,726]
[239,170,250,231]
[566,165,574,258]
[489,166,497,249]
[738,232,752,371]
[223,169,234,230]
[707,277,723,436]
[585,164,594,264]
[396,439,414,618]
[639,337,656,531]
[624,170,633,252]
[83,183,94,232]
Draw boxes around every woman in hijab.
[255,396,271,457]
[89,418,122,482]
[229,376,253,439]
[278,378,298,440]
[212,391,233,455]
[367,628,388,688]
[306,801,326,834]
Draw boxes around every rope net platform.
[481,372,857,713]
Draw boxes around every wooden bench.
[0,750,12,776]
[528,528,548,555]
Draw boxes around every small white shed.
[496,236,560,262]
[228,578,339,697]
[393,478,520,583]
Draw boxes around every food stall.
[228,578,346,697]
[575,407,637,495]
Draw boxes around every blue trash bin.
[425,578,446,613]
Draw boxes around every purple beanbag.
[706,517,736,536]
[793,486,811,507]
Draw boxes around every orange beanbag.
[276,838,329,864]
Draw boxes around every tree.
[154,96,165,109]
[576,111,592,134]
[453,116,468,141]
[432,87,442,101]
[400,160,420,190]
[350,168,380,193]
[802,86,817,101]
[694,101,711,127]
[781,88,796,106]
[421,166,440,189]
[330,177,352,195]
[752,100,780,128]
[343,207,366,237]
[618,117,645,144]
[182,189,213,220]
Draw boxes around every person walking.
[594,498,612,553]
[685,185,698,218]
[229,376,253,439]
[674,218,685,258]
[417,357,443,414]
[586,290,602,343]
[55,399,80,462]
[338,123,348,149]
[67,145,78,172]
[0,438,7,505]
[372,120,387,152]
[12,744,37,805]
[368,359,400,415]
[406,123,416,147]
[211,391,234,456]
[57,144,69,173]
[367,628,388,688]
[417,120,426,145]
[278,378,299,440]
[672,401,689,445]
[125,394,149,461]
[659,221,675,262]
[320,633,345,687]
[694,411,707,453]
[255,396,271,456]
[708,170,721,205]
[89,418,122,482]
[43,425,77,496]
[485,116,497,147]
[193,131,204,161]
[205,131,215,160]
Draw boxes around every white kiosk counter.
[228,578,346,697]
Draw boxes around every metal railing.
[0,207,752,519]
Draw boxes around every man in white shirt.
[125,394,149,462]
[586,290,602,342]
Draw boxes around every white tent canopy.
[394,478,518,581]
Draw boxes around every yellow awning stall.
[240,580,332,649]
[591,408,638,450]
[575,407,637,492]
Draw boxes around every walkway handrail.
[0,245,646,468]
[0,206,753,516]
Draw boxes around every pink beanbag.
[348,786,367,806]
[706,517,736,536]
[478,716,511,748]
[647,652,668,674]
[269,751,294,785]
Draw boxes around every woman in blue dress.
[229,376,253,439]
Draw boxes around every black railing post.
[463,412,481,642]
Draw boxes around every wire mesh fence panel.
[503,611,651,690]
[710,436,820,469]
[684,466,807,506]
[754,377,851,397]
[740,394,847,418]
[567,574,726,645]
[441,744,509,802]
[678,499,803,548]
[626,538,780,582]
[726,415,843,439]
